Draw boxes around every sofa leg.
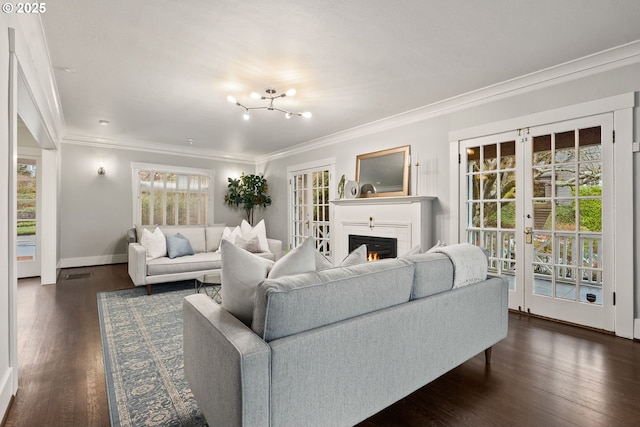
[146,284,152,295]
[485,347,492,365]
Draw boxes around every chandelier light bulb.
[226,87,310,120]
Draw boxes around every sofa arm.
[267,238,283,261]
[126,227,137,244]
[127,243,147,286]
[183,295,270,427]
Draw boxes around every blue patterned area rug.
[97,283,212,427]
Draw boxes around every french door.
[460,114,614,331]
[289,165,333,256]
[17,156,40,278]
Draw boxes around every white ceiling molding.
[13,18,65,146]
[257,39,640,165]
[61,135,256,165]
[449,92,635,142]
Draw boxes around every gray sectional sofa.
[127,225,283,294]
[183,250,509,427]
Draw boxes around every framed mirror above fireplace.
[355,145,410,198]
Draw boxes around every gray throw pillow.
[166,233,194,259]
[235,234,262,253]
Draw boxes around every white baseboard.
[59,254,127,269]
[634,319,640,339]
[0,367,16,422]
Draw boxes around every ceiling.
[40,0,640,160]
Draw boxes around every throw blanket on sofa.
[433,243,487,288]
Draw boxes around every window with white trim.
[132,162,214,226]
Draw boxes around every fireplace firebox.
[349,235,397,260]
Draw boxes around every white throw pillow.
[339,244,368,267]
[268,237,316,279]
[140,227,166,260]
[315,244,367,271]
[217,226,242,252]
[221,237,316,325]
[240,219,270,253]
[315,251,335,271]
[220,239,274,326]
[405,245,423,256]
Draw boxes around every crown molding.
[55,39,640,166]
[61,134,255,164]
[258,39,640,164]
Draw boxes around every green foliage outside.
[18,221,36,236]
[224,173,271,225]
[17,164,37,236]
[482,186,601,232]
[553,186,601,232]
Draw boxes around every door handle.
[525,227,533,244]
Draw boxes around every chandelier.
[227,88,312,120]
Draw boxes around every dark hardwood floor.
[3,264,640,427]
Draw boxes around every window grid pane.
[137,168,210,226]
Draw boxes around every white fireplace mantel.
[331,196,436,262]
[331,195,435,206]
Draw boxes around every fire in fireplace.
[349,235,397,261]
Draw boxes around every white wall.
[260,61,640,334]
[1,13,65,419]
[58,143,255,266]
[0,14,14,419]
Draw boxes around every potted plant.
[224,173,272,225]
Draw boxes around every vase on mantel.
[412,162,420,196]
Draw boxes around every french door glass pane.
[17,160,36,261]
[290,169,331,256]
[529,126,603,305]
[465,139,517,290]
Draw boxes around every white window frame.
[131,162,214,226]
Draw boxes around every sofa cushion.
[166,233,195,259]
[402,252,454,300]
[220,239,275,326]
[205,224,226,252]
[252,258,415,342]
[140,227,167,260]
[146,252,221,276]
[159,226,206,253]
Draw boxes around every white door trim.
[450,94,636,338]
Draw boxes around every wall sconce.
[97,165,106,175]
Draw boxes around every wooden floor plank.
[3,264,640,427]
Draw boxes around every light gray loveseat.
[183,250,509,427]
[127,225,283,295]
